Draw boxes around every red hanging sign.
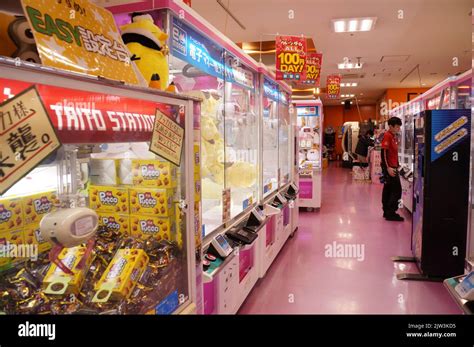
[326,74,342,99]
[275,35,306,81]
[302,53,323,86]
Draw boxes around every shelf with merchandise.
[0,60,198,315]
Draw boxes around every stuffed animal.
[121,13,169,90]
[0,12,40,63]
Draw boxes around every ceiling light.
[360,19,374,31]
[338,62,363,69]
[348,20,358,32]
[332,17,377,33]
[341,82,358,87]
[334,20,346,33]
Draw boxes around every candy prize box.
[23,191,59,226]
[130,215,174,241]
[131,160,177,188]
[24,223,51,254]
[89,186,129,214]
[0,229,25,268]
[129,187,175,216]
[0,197,23,232]
[92,249,149,302]
[43,246,93,295]
[97,213,129,235]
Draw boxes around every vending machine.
[398,109,471,280]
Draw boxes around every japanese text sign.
[150,109,184,166]
[20,0,141,85]
[0,86,60,195]
[275,35,306,81]
[302,53,323,86]
[327,74,342,99]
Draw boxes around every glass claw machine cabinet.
[108,0,263,314]
[0,58,199,315]
[295,100,323,211]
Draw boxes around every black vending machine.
[403,109,471,280]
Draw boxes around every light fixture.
[316,87,320,94]
[338,62,363,69]
[340,82,358,87]
[332,17,377,33]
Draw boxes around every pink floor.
[238,164,461,314]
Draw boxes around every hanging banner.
[0,86,61,195]
[326,74,342,99]
[302,53,322,86]
[20,0,142,85]
[0,77,181,144]
[275,35,306,81]
[150,109,185,166]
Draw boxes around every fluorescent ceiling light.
[338,62,363,69]
[360,19,374,31]
[348,20,358,32]
[340,82,358,87]
[334,20,345,33]
[332,17,377,33]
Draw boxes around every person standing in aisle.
[381,117,403,221]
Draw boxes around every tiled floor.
[238,163,461,314]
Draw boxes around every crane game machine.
[296,101,322,211]
[396,109,471,281]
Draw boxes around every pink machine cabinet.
[202,240,258,314]
[295,100,323,211]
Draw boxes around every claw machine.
[0,57,199,314]
[295,100,323,211]
[107,0,263,313]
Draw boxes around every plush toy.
[0,12,40,63]
[121,13,169,90]
[226,161,257,188]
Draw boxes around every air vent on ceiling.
[380,55,410,62]
[342,73,365,79]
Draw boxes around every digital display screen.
[216,235,229,248]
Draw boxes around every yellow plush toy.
[121,13,169,90]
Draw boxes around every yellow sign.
[150,110,184,167]
[20,0,142,85]
[0,86,61,195]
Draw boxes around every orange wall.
[323,104,376,156]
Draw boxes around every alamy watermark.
[324,241,365,262]
[0,242,38,261]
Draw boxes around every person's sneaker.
[385,214,404,222]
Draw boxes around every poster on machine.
[150,109,185,167]
[326,74,342,99]
[20,0,142,85]
[275,35,307,81]
[302,53,323,86]
[0,86,61,195]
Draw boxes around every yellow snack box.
[0,197,24,232]
[23,223,52,254]
[129,187,175,216]
[0,229,25,267]
[23,191,59,226]
[92,249,149,302]
[129,215,174,241]
[43,245,94,295]
[131,160,177,188]
[98,213,130,235]
[194,143,201,177]
[89,185,129,214]
[175,202,183,249]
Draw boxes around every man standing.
[381,117,403,221]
